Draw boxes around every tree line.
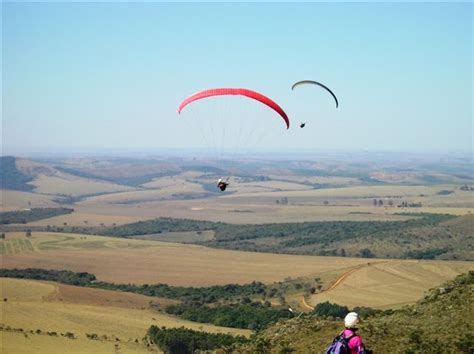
[0,208,74,224]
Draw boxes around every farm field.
[0,278,250,353]
[306,260,473,309]
[65,183,473,225]
[1,232,472,310]
[0,232,370,286]
[0,190,60,211]
[25,211,153,227]
[0,332,154,354]
[30,173,135,197]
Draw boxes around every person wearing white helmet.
[326,312,366,354]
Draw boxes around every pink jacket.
[342,329,364,354]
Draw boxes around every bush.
[147,326,247,353]
[312,302,349,318]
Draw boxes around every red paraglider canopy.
[178,88,290,129]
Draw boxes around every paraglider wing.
[291,80,339,108]
[178,88,290,129]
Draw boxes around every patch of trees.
[90,214,457,260]
[312,302,383,320]
[165,302,293,330]
[460,184,474,191]
[397,201,422,208]
[0,268,268,304]
[0,208,74,224]
[0,156,34,191]
[403,248,449,260]
[100,217,219,237]
[437,190,454,195]
[312,302,349,318]
[0,268,96,286]
[147,326,247,354]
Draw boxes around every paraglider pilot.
[300,122,306,128]
[217,178,229,192]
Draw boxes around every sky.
[2,2,473,155]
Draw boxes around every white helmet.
[344,312,359,328]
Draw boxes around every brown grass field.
[0,278,250,353]
[61,183,473,225]
[31,173,134,197]
[1,232,370,286]
[306,259,473,309]
[0,190,60,211]
[1,232,472,311]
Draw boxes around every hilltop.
[235,271,474,353]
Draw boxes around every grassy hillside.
[0,208,74,224]
[236,271,474,353]
[90,214,473,261]
[1,232,472,310]
[0,278,250,354]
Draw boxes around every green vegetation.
[6,213,472,260]
[0,156,34,191]
[0,268,301,330]
[236,271,474,353]
[0,268,268,304]
[0,207,74,224]
[312,302,349,319]
[403,247,450,260]
[0,268,97,286]
[99,217,218,237]
[147,326,247,354]
[0,238,34,254]
[165,302,293,330]
[93,214,469,260]
[437,190,454,195]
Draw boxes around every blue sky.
[2,2,472,154]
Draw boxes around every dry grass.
[26,211,152,227]
[0,331,154,354]
[70,183,473,224]
[1,232,370,286]
[73,200,415,225]
[31,173,134,197]
[45,283,178,309]
[0,190,59,211]
[0,278,249,353]
[2,232,473,311]
[307,260,474,309]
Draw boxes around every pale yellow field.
[267,175,361,186]
[78,186,206,205]
[0,278,250,354]
[307,260,474,309]
[31,173,134,197]
[1,331,154,354]
[1,232,371,286]
[141,171,206,189]
[219,184,462,201]
[26,212,152,227]
[0,278,249,337]
[69,183,473,224]
[2,232,473,311]
[73,199,415,225]
[229,180,313,194]
[0,190,59,211]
